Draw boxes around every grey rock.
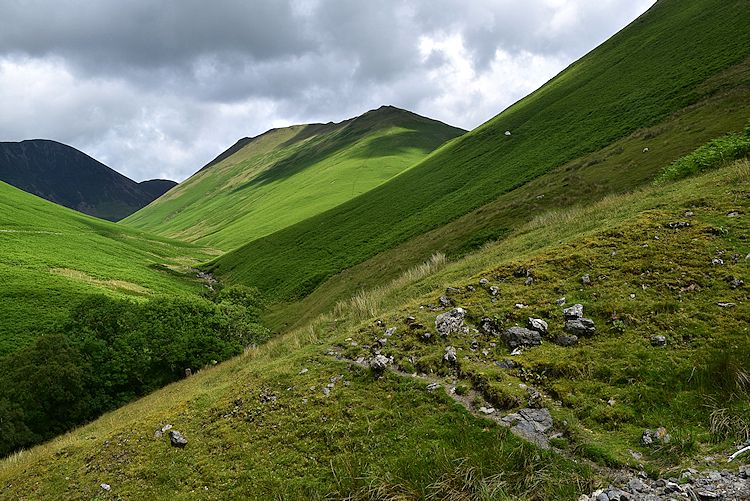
[712,258,724,266]
[556,334,579,347]
[564,318,596,336]
[489,285,500,296]
[563,303,584,319]
[445,287,460,295]
[435,308,466,337]
[727,211,740,217]
[479,278,489,285]
[556,297,566,305]
[421,332,432,341]
[439,296,451,307]
[524,276,534,286]
[650,335,667,347]
[627,478,645,492]
[665,221,691,229]
[502,327,542,349]
[581,274,592,285]
[728,276,744,289]
[426,382,441,391]
[369,354,390,372]
[527,317,548,334]
[466,285,476,292]
[596,493,609,501]
[384,327,397,337]
[717,302,736,308]
[169,430,188,448]
[443,346,457,363]
[502,407,554,448]
[495,359,516,369]
[641,427,670,446]
[101,483,111,492]
[479,317,501,336]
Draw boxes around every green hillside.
[122,106,465,251]
[0,181,212,355]
[4,158,748,499]
[209,0,750,305]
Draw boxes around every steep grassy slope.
[266,54,750,331]
[209,0,750,303]
[123,106,465,250]
[3,161,748,499]
[0,140,175,221]
[0,181,212,355]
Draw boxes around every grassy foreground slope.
[123,106,464,250]
[210,0,750,301]
[0,181,213,355]
[3,161,748,499]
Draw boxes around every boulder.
[563,303,584,319]
[650,335,667,347]
[435,308,466,336]
[169,430,188,448]
[501,327,542,349]
[564,318,596,336]
[443,346,457,363]
[527,318,548,334]
[369,354,390,372]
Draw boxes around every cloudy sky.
[0,0,655,182]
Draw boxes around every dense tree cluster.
[0,286,269,457]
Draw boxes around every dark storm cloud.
[0,0,655,181]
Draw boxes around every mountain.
[206,0,750,312]
[122,106,465,250]
[0,140,176,221]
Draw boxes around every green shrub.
[656,132,750,183]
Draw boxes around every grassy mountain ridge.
[123,106,465,250]
[209,0,750,302]
[4,159,748,498]
[0,180,212,355]
[0,139,175,221]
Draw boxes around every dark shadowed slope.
[0,140,176,221]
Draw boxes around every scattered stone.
[628,478,646,492]
[711,258,724,266]
[563,303,584,319]
[641,427,670,446]
[650,335,667,347]
[377,338,388,347]
[502,327,542,349]
[629,293,636,299]
[101,483,111,492]
[259,390,277,404]
[169,430,188,448]
[564,318,596,337]
[443,346,457,363]
[514,303,527,309]
[524,276,534,286]
[438,296,451,307]
[479,406,496,415]
[426,382,441,391]
[385,327,397,337]
[556,297,566,305]
[479,317,501,336]
[717,302,736,308]
[665,221,691,229]
[479,278,489,285]
[581,274,592,286]
[184,368,192,377]
[435,308,466,336]
[556,334,579,347]
[728,276,744,289]
[501,408,553,448]
[404,316,416,325]
[514,267,529,278]
[608,398,616,407]
[727,211,740,217]
[445,287,460,295]
[421,332,432,341]
[375,319,384,327]
[527,318,548,334]
[527,387,543,408]
[369,354,390,372]
[685,210,695,217]
[322,387,330,396]
[489,285,500,296]
[466,285,476,292]
[510,348,523,356]
[495,359,516,369]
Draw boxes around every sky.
[0,0,656,182]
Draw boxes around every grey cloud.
[0,1,656,182]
